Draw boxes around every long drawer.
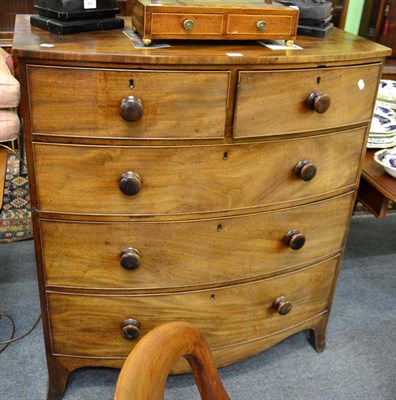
[234,63,381,137]
[27,66,230,139]
[33,127,365,215]
[41,193,353,290]
[48,258,337,357]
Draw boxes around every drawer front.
[27,66,229,139]
[33,127,365,215]
[48,258,337,357]
[150,13,224,35]
[41,193,353,290]
[234,64,381,138]
[227,14,297,36]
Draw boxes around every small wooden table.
[357,149,396,218]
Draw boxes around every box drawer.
[48,257,337,357]
[150,13,224,35]
[234,64,381,138]
[27,66,229,139]
[41,193,353,290]
[33,127,365,215]
[227,14,297,36]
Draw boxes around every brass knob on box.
[120,319,141,340]
[119,171,141,196]
[120,96,143,122]
[183,19,194,31]
[120,247,141,270]
[295,160,317,181]
[273,296,293,315]
[307,91,331,113]
[256,20,267,32]
[284,229,306,250]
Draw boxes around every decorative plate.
[377,80,396,104]
[374,147,396,178]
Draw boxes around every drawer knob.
[120,247,141,270]
[120,319,141,340]
[119,171,141,196]
[284,229,306,250]
[295,160,317,181]
[183,19,194,31]
[273,296,293,315]
[120,96,143,122]
[256,20,267,32]
[307,91,331,113]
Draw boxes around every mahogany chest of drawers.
[12,15,390,399]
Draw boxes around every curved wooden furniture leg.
[46,356,70,400]
[114,322,230,400]
[309,316,328,353]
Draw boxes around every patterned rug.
[0,153,32,242]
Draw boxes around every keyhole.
[217,224,222,232]
[223,152,228,160]
[129,79,135,88]
[316,76,321,85]
[210,294,216,301]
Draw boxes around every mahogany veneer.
[12,15,391,399]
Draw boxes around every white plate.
[374,147,396,177]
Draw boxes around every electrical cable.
[1,143,37,352]
[0,312,41,354]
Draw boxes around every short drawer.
[150,13,224,35]
[234,63,381,137]
[48,258,337,357]
[227,14,297,36]
[41,193,353,290]
[27,66,229,139]
[33,127,366,215]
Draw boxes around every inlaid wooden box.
[131,0,299,45]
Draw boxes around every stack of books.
[30,0,124,34]
[277,0,334,38]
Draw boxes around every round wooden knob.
[120,319,141,340]
[183,19,194,31]
[284,229,306,250]
[256,20,267,31]
[273,296,293,315]
[295,160,317,181]
[120,96,143,122]
[119,171,141,196]
[120,247,141,270]
[307,91,331,113]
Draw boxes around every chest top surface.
[12,15,391,66]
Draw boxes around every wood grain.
[132,0,298,42]
[32,128,365,215]
[40,193,353,291]
[12,16,391,66]
[234,63,382,137]
[114,321,230,400]
[12,19,390,398]
[47,258,337,358]
[27,66,229,139]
